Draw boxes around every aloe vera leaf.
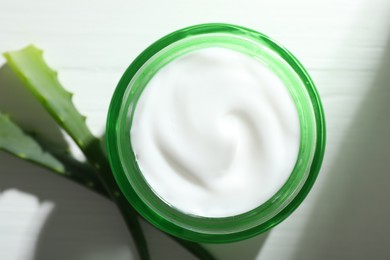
[3,45,93,149]
[0,113,63,172]
[3,45,150,260]
[4,45,216,260]
[0,113,108,197]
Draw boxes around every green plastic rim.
[106,23,326,243]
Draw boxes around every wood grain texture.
[1,0,390,259]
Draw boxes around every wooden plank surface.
[1,0,390,259]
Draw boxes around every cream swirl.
[131,47,300,217]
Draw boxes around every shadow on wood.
[292,35,390,260]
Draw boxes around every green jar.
[106,23,326,243]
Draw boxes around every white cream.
[131,47,300,217]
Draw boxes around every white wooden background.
[1,0,390,259]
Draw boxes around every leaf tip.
[26,44,43,54]
[17,45,44,58]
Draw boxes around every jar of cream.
[106,23,326,243]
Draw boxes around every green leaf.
[3,45,93,149]
[0,113,64,173]
[3,45,215,260]
[3,45,151,260]
[0,113,109,197]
